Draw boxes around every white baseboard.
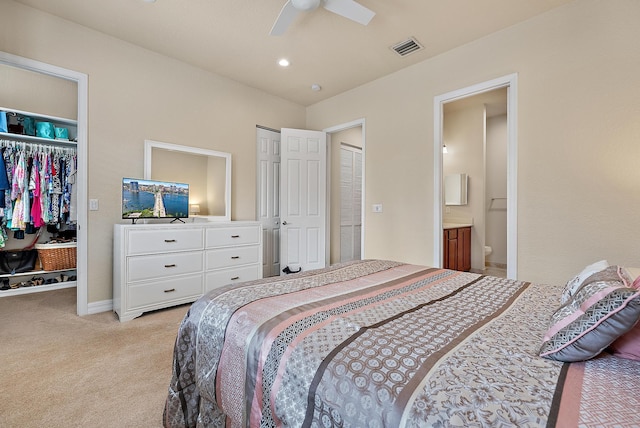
[88,299,113,314]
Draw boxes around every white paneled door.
[280,128,327,274]
[256,127,281,278]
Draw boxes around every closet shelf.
[0,279,76,297]
[1,106,78,145]
[0,267,77,279]
[0,106,77,126]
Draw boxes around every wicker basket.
[35,242,77,271]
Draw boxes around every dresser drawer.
[206,245,260,270]
[205,264,261,292]
[127,251,203,282]
[126,228,203,255]
[206,225,260,248]
[128,274,203,309]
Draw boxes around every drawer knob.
[164,239,177,243]
[164,288,176,293]
[231,256,240,259]
[231,235,240,238]
[164,264,177,268]
[231,276,240,281]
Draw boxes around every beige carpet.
[0,288,189,427]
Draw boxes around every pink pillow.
[609,267,640,360]
[610,323,640,361]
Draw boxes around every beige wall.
[307,0,640,285]
[1,0,306,303]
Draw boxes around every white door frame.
[324,118,366,261]
[0,51,89,314]
[433,74,517,279]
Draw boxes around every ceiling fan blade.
[322,0,375,26]
[270,1,300,36]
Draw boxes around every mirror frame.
[144,139,232,221]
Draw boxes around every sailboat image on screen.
[122,177,189,224]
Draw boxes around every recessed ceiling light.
[311,84,322,92]
[278,58,290,67]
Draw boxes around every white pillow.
[560,260,609,304]
[624,267,640,285]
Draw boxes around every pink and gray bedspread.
[164,260,640,427]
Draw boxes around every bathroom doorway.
[442,88,507,277]
[434,74,517,279]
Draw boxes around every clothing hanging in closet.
[0,140,77,248]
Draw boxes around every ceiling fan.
[270,0,375,36]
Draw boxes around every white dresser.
[113,221,262,322]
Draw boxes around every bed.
[164,259,640,427]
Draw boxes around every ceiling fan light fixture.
[270,0,375,36]
[291,0,321,12]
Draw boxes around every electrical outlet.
[89,199,99,211]
[372,204,383,213]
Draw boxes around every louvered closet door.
[340,145,362,262]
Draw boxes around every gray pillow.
[540,266,640,362]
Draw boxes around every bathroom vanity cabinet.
[443,226,471,272]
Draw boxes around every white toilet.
[484,246,493,265]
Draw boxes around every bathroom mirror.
[144,140,231,221]
[444,173,468,206]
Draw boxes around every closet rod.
[0,139,76,154]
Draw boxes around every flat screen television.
[122,177,189,223]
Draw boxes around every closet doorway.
[0,52,88,315]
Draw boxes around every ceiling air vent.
[390,37,423,57]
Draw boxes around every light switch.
[89,199,99,211]
[372,204,383,213]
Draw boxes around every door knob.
[282,221,288,225]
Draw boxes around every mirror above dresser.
[144,139,231,221]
